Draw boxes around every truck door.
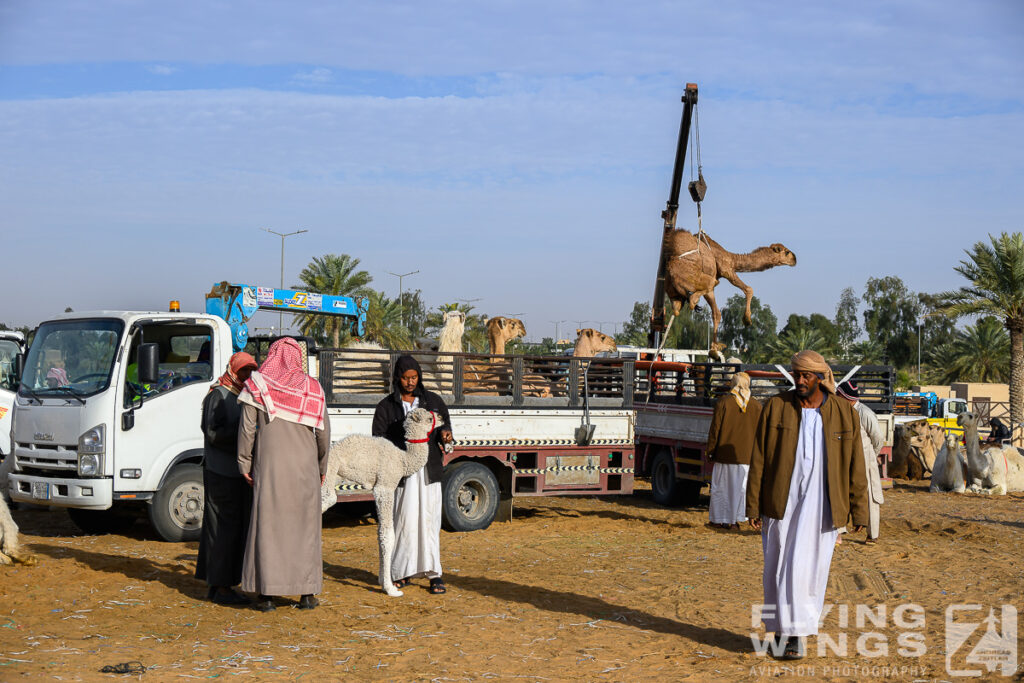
[115,322,215,540]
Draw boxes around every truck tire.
[442,461,499,532]
[67,508,137,535]
[651,449,683,506]
[149,464,204,542]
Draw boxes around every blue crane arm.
[205,282,368,352]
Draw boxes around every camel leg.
[702,289,723,348]
[721,272,754,325]
[373,487,402,597]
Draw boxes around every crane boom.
[205,281,368,352]
[649,83,699,347]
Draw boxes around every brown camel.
[572,328,616,357]
[662,229,796,348]
[486,317,527,355]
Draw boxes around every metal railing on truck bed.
[634,361,894,414]
[315,347,636,409]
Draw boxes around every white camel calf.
[929,432,966,494]
[320,408,440,597]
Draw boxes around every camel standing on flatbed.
[486,317,526,355]
[663,229,796,350]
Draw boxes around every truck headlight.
[78,425,105,455]
[78,425,105,476]
[78,453,101,477]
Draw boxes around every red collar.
[406,412,436,444]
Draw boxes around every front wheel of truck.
[442,461,499,532]
[149,464,204,542]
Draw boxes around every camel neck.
[732,248,775,273]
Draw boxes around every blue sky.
[1,1,1022,342]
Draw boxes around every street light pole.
[262,228,308,333]
[549,320,566,344]
[387,270,419,326]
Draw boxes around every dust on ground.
[2,482,1023,682]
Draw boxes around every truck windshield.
[0,339,20,391]
[19,320,124,398]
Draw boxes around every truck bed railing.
[317,347,636,409]
[634,361,894,413]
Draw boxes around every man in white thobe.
[747,350,869,660]
[837,380,885,544]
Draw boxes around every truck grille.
[14,442,78,472]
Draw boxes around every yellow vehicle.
[893,392,969,434]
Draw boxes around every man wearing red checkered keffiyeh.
[238,338,325,430]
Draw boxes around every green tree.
[363,290,413,349]
[615,301,651,347]
[292,254,372,347]
[940,232,1024,424]
[834,287,861,355]
[862,276,922,368]
[926,316,1009,384]
[719,294,778,362]
[399,289,428,340]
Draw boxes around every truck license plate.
[31,482,50,500]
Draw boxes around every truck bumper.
[9,473,113,510]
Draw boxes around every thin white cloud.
[146,64,178,75]
[292,67,332,84]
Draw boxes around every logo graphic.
[946,604,1017,677]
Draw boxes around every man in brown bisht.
[706,372,761,529]
[746,350,869,660]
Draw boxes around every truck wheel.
[651,449,682,506]
[442,461,499,532]
[149,464,204,542]
[67,508,137,535]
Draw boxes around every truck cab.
[8,311,231,540]
[0,330,27,462]
[893,391,969,432]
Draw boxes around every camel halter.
[405,412,436,444]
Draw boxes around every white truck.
[1,330,27,464]
[7,304,636,541]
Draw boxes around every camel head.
[443,310,466,328]
[573,328,616,356]
[403,407,445,441]
[487,317,526,345]
[763,243,797,267]
[957,411,977,431]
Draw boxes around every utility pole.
[262,227,308,333]
[549,320,566,344]
[387,270,419,327]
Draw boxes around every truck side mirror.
[13,353,24,384]
[137,343,160,385]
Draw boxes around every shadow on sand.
[322,560,751,653]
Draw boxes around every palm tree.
[292,254,372,347]
[763,326,830,364]
[926,317,1009,384]
[363,290,412,349]
[940,232,1024,425]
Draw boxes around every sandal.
[393,578,410,588]
[429,578,447,594]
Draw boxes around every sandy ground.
[1,481,1023,682]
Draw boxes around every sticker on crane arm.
[256,287,276,306]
